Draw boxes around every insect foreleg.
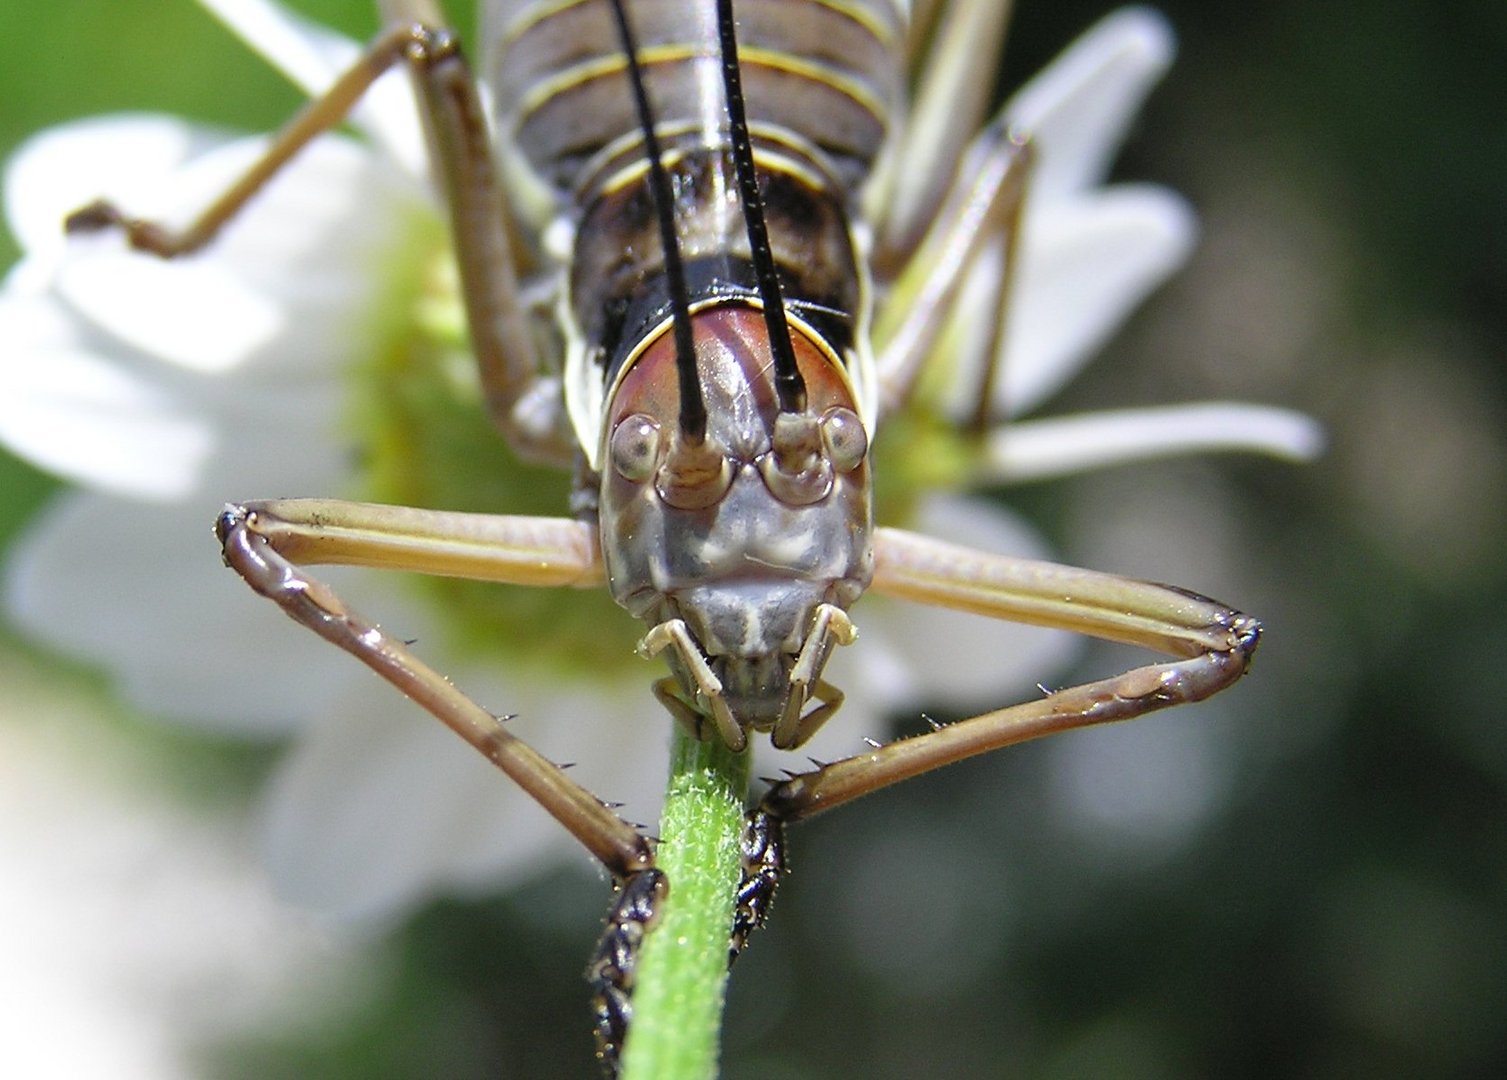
[215,500,651,878]
[758,527,1260,821]
[877,0,1015,261]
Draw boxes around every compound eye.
[820,407,867,473]
[610,414,661,482]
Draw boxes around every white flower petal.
[192,137,423,288]
[258,693,533,922]
[196,0,427,176]
[197,0,355,92]
[984,403,1327,482]
[4,492,360,735]
[1007,7,1175,198]
[3,115,210,263]
[56,251,286,376]
[426,666,671,894]
[258,669,671,922]
[199,380,355,493]
[0,702,360,1079]
[0,291,213,500]
[0,277,354,502]
[829,494,1079,713]
[1045,708,1233,853]
[997,185,1195,416]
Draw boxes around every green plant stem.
[619,727,750,1080]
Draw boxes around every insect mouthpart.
[676,575,854,731]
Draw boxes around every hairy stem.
[619,728,750,1080]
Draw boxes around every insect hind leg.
[584,832,777,1076]
[587,868,669,1075]
[729,808,787,964]
[65,7,570,462]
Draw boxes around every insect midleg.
[876,0,1015,262]
[64,4,567,462]
[874,120,1034,420]
[758,527,1261,821]
[214,499,653,879]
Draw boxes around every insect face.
[598,303,872,749]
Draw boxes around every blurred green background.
[1,1,1504,1077]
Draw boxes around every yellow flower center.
[349,224,639,678]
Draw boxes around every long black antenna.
[715,0,807,415]
[608,0,707,443]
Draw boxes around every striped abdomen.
[481,0,906,199]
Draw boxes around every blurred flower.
[0,0,1318,923]
[0,664,362,1078]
